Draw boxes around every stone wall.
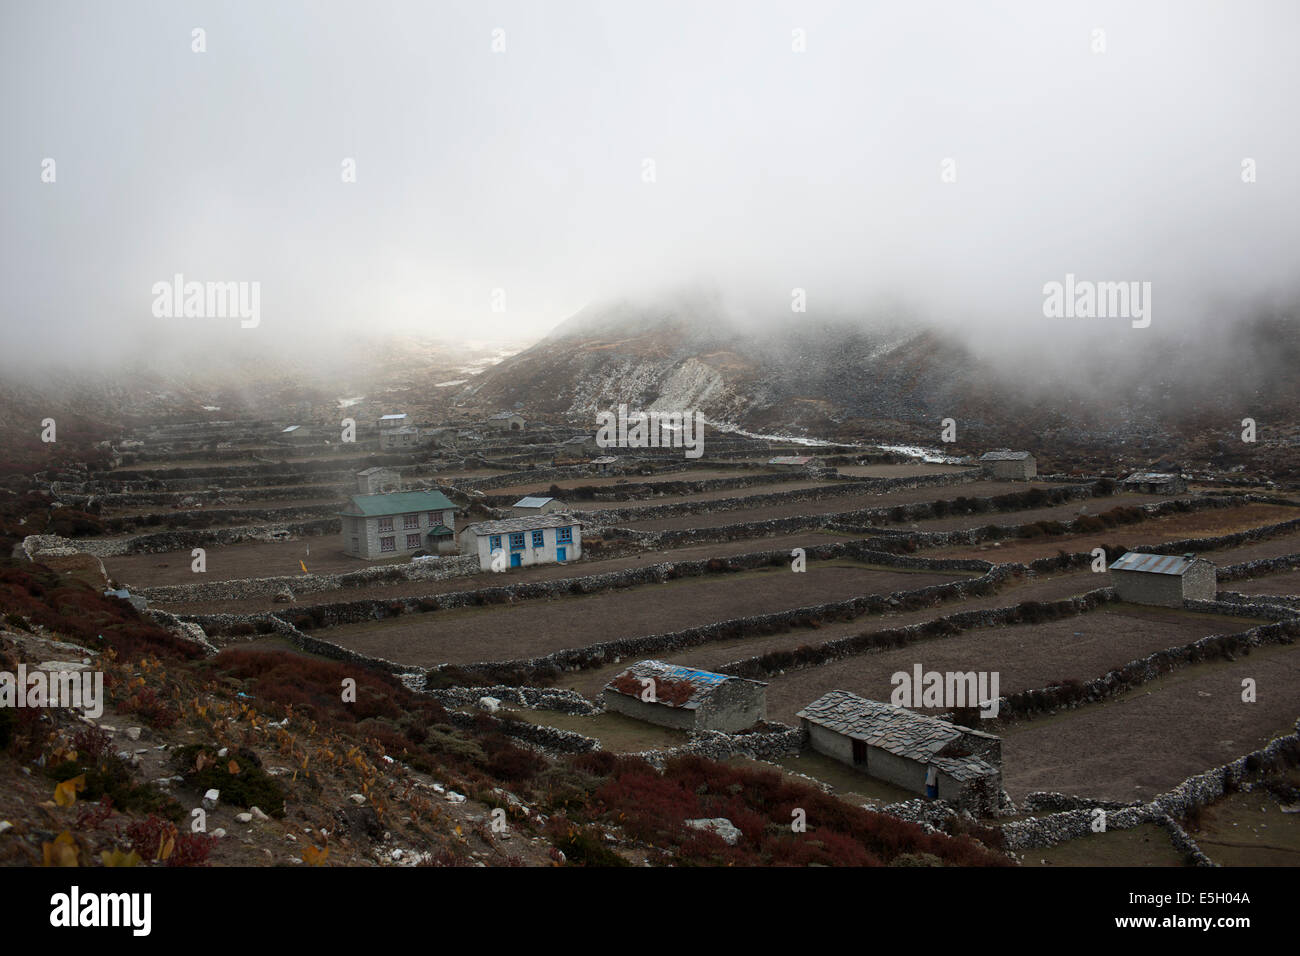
[1001,719,1300,854]
[138,553,483,604]
[720,583,1112,678]
[624,724,807,769]
[423,685,602,715]
[578,471,983,528]
[425,557,1012,683]
[992,609,1300,723]
[236,540,989,633]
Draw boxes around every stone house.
[1122,472,1187,495]
[979,450,1036,480]
[338,489,458,560]
[459,513,582,571]
[487,412,525,432]
[380,425,423,450]
[796,690,1002,814]
[510,496,563,517]
[1108,551,1217,606]
[602,660,767,733]
[356,467,400,495]
[591,455,618,475]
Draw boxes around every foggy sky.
[3,0,1299,372]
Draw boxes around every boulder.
[684,817,742,845]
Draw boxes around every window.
[351,537,359,552]
[489,534,501,551]
[427,512,439,525]
[406,533,421,549]
[557,526,573,543]
[509,532,526,551]
[531,529,545,548]
[377,516,393,532]
[403,513,419,530]
[380,536,396,553]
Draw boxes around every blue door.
[556,546,567,563]
[510,552,522,568]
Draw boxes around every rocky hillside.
[462,296,1300,470]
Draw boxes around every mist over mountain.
[464,287,1300,456]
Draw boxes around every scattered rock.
[125,727,142,740]
[446,791,466,803]
[479,696,501,714]
[685,817,742,845]
[348,793,366,805]
[236,813,253,824]
[202,789,220,810]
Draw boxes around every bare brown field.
[934,503,1300,563]
[1187,777,1300,865]
[116,527,860,603]
[314,562,971,668]
[1231,569,1300,595]
[488,467,783,497]
[106,496,344,518]
[1018,823,1188,867]
[618,480,1057,532]
[748,604,1257,727]
[104,538,400,586]
[834,464,975,478]
[565,479,836,510]
[1000,642,1300,802]
[896,493,1171,533]
[564,568,1111,698]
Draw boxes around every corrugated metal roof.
[604,659,764,708]
[1123,472,1179,482]
[1108,551,1204,575]
[339,490,456,516]
[513,496,555,508]
[979,450,1032,461]
[769,455,815,466]
[464,513,581,535]
[379,413,407,420]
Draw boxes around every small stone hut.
[1122,472,1187,495]
[1108,551,1217,607]
[797,690,1002,814]
[978,450,1036,480]
[602,660,767,733]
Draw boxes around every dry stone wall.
[1002,719,1300,854]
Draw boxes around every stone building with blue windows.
[459,513,582,571]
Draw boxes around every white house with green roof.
[338,489,459,560]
